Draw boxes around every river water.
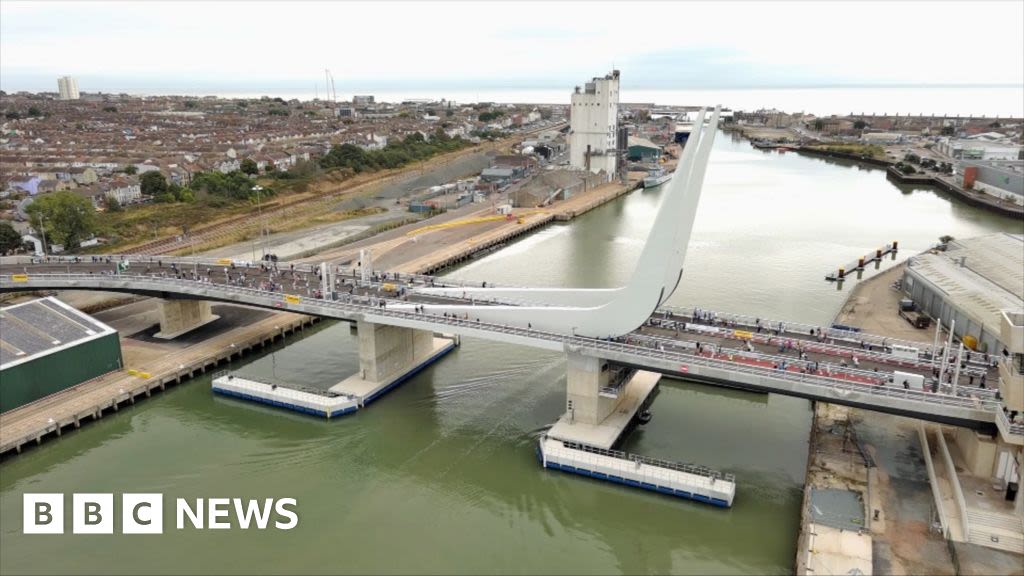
[1,133,1020,575]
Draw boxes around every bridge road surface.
[4,257,1001,395]
[5,257,1006,404]
[0,261,1009,431]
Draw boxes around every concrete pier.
[548,352,661,450]
[329,322,456,406]
[153,299,219,339]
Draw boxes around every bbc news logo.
[23,494,298,534]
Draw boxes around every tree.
[105,196,122,212]
[103,106,117,113]
[5,111,21,120]
[0,220,23,254]
[27,106,42,117]
[240,158,258,175]
[190,171,267,200]
[478,110,505,122]
[123,164,138,175]
[176,187,196,203]
[25,191,96,250]
[813,119,824,131]
[140,171,168,197]
[853,120,868,130]
[184,100,197,109]
[940,126,955,136]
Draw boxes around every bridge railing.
[1,272,1004,415]
[8,259,992,375]
[658,305,945,358]
[629,329,999,399]
[548,436,735,483]
[644,316,990,378]
[995,406,1024,439]
[576,336,999,411]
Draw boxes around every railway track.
[121,124,565,257]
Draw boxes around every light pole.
[34,212,47,257]
[252,185,265,259]
[189,229,197,278]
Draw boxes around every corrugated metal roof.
[947,233,1024,300]
[908,233,1023,337]
[627,136,661,150]
[0,297,117,369]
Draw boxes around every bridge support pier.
[154,299,220,339]
[565,353,617,426]
[329,321,455,406]
[548,351,661,450]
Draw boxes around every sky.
[1,0,1022,97]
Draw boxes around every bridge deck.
[1,257,1018,435]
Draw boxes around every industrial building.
[936,136,1023,161]
[0,297,122,412]
[957,160,1024,206]
[627,136,662,162]
[903,234,1024,530]
[902,233,1023,355]
[57,75,79,100]
[569,70,620,177]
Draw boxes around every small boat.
[643,167,671,188]
[638,410,653,425]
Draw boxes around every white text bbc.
[23,494,298,534]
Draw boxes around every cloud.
[1,0,1021,94]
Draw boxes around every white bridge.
[4,106,1021,507]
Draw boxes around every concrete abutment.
[153,299,220,339]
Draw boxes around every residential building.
[69,167,98,185]
[57,76,80,100]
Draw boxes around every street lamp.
[252,185,265,259]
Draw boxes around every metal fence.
[0,272,1006,418]
[552,437,735,483]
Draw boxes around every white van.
[893,371,925,391]
[890,344,919,361]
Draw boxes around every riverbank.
[833,263,934,344]
[294,176,643,275]
[797,265,1023,575]
[0,302,320,457]
[791,145,1024,218]
[0,175,640,456]
[884,167,1024,218]
[796,265,953,574]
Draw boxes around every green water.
[1,133,1019,575]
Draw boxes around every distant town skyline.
[2,0,1022,96]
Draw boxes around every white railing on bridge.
[660,305,945,358]
[0,272,1005,417]
[633,326,996,394]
